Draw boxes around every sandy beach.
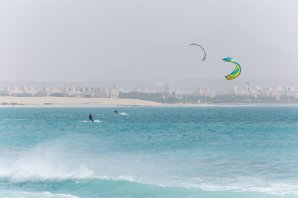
[0,96,162,106]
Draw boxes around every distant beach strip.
[0,96,162,107]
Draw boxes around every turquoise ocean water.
[0,106,298,198]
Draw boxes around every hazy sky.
[0,0,297,82]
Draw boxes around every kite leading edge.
[189,43,206,61]
[223,57,241,80]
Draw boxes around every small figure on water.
[89,114,94,122]
[114,110,119,115]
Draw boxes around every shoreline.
[0,96,162,107]
[1,96,298,107]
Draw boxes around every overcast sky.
[0,0,297,83]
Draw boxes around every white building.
[109,84,120,98]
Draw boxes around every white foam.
[0,144,96,182]
[0,191,79,198]
[172,176,298,195]
[118,112,129,116]
[1,142,298,196]
[0,162,95,182]
[80,120,100,123]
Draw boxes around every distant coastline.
[1,96,298,107]
[0,96,162,107]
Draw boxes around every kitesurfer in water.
[114,110,119,115]
[89,114,94,122]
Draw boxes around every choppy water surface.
[1,106,298,198]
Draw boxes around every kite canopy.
[223,57,241,80]
[189,43,206,61]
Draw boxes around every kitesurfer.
[114,110,119,115]
[89,114,94,122]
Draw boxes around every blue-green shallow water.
[1,106,298,198]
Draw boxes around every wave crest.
[0,191,78,198]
